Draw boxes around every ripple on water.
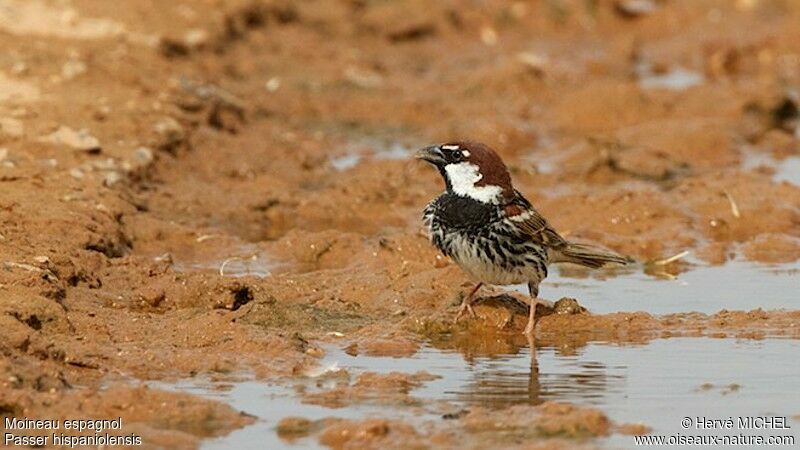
[512,260,800,315]
[155,338,800,449]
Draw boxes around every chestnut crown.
[415,141,514,204]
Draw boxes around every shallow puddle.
[330,142,412,171]
[171,242,278,278]
[371,142,412,160]
[158,338,800,449]
[513,260,800,314]
[743,149,800,186]
[329,153,361,171]
[153,380,408,450]
[639,68,704,91]
[154,371,440,450]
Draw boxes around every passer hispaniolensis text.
[417,141,632,334]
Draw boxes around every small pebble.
[69,168,84,179]
[103,171,124,187]
[516,52,547,76]
[154,117,185,152]
[276,417,312,436]
[42,126,101,153]
[614,0,657,18]
[62,59,87,79]
[305,347,325,357]
[154,253,173,264]
[265,77,281,92]
[184,29,209,48]
[134,146,154,164]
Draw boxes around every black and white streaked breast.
[423,193,549,285]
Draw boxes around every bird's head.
[415,141,514,204]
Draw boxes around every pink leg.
[454,282,483,323]
[523,282,540,335]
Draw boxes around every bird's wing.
[503,190,568,249]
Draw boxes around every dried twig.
[4,261,45,273]
[196,234,220,243]
[218,257,243,277]
[3,261,59,280]
[650,250,689,266]
[723,191,741,218]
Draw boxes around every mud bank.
[1,0,799,448]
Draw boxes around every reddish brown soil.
[1,0,799,448]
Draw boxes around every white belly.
[447,235,543,286]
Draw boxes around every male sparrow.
[416,141,632,334]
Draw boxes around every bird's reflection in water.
[427,330,625,408]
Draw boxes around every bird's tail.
[552,242,633,269]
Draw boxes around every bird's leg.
[526,329,540,404]
[523,282,540,335]
[454,282,483,322]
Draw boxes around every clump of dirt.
[348,337,420,358]
[463,402,611,438]
[303,371,438,408]
[319,418,422,450]
[1,383,253,447]
[741,233,800,263]
[1,0,799,447]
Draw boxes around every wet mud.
[1,0,799,448]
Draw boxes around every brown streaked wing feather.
[504,191,568,249]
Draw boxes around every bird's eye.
[440,144,467,163]
[452,150,470,162]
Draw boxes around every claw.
[453,300,476,323]
[523,319,535,335]
[453,283,482,324]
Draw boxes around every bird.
[416,141,632,334]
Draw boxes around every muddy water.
[171,242,278,278]
[516,260,800,314]
[639,68,705,91]
[4,0,800,447]
[744,149,800,186]
[330,142,412,171]
[154,381,338,450]
[158,338,800,449]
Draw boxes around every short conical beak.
[415,145,445,165]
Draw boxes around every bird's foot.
[453,300,476,323]
[523,298,540,335]
[523,318,535,335]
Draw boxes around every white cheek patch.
[444,162,503,204]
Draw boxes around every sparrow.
[416,141,632,334]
